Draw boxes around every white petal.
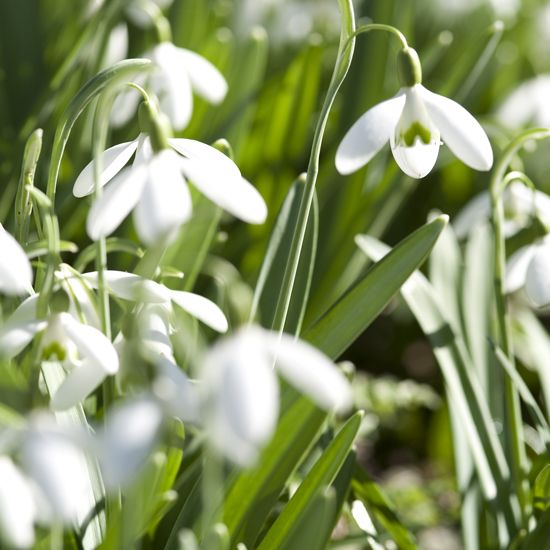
[264,331,352,414]
[58,313,119,375]
[83,271,171,303]
[390,134,440,179]
[170,290,228,333]
[139,303,173,359]
[150,43,194,131]
[72,140,138,198]
[86,163,147,240]
[335,94,405,175]
[98,398,163,488]
[505,245,536,293]
[178,48,228,104]
[453,191,491,239]
[202,334,279,466]
[0,225,33,295]
[22,431,91,524]
[134,150,192,245]
[0,320,46,360]
[0,457,35,549]
[153,355,201,424]
[525,241,550,307]
[103,23,129,68]
[421,86,493,171]
[170,139,267,223]
[50,358,108,411]
[110,86,142,128]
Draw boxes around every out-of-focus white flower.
[506,235,550,308]
[430,0,518,19]
[336,83,493,179]
[112,41,227,131]
[453,181,550,239]
[73,135,267,245]
[201,326,352,466]
[0,457,36,548]
[20,417,92,526]
[126,0,174,28]
[0,308,119,411]
[497,76,550,129]
[0,224,33,295]
[82,270,228,333]
[96,397,164,488]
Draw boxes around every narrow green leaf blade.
[257,412,363,550]
[304,215,447,359]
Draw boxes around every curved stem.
[489,128,550,527]
[348,23,408,49]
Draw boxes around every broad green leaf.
[223,397,327,547]
[250,177,318,335]
[304,215,447,359]
[257,412,362,550]
[203,523,230,550]
[356,236,519,536]
[352,465,418,550]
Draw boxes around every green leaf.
[352,465,418,550]
[356,236,519,536]
[223,397,327,547]
[304,215,447,359]
[257,412,363,550]
[250,177,318,335]
[203,523,230,550]
[534,465,550,511]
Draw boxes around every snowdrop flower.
[112,41,227,131]
[0,224,33,295]
[497,76,550,129]
[95,397,164,488]
[506,235,550,308]
[0,457,36,548]
[201,326,352,466]
[336,47,493,179]
[73,126,267,245]
[453,181,550,239]
[0,298,119,411]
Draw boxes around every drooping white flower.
[95,397,164,489]
[0,307,119,411]
[200,326,352,466]
[126,0,174,28]
[336,84,493,179]
[506,235,550,308]
[0,224,33,295]
[0,457,36,548]
[112,41,227,131]
[73,135,267,245]
[497,75,550,129]
[453,181,550,239]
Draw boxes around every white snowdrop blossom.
[73,135,267,245]
[506,235,550,308]
[453,181,550,239]
[200,326,353,466]
[0,224,33,296]
[112,41,227,131]
[0,457,36,548]
[336,75,493,179]
[497,76,550,129]
[0,307,119,411]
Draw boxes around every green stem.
[489,128,550,527]
[270,15,414,333]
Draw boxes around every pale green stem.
[270,16,415,333]
[489,128,550,527]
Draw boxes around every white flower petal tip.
[170,291,228,333]
[0,457,36,549]
[0,225,33,296]
[336,84,493,177]
[179,48,228,104]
